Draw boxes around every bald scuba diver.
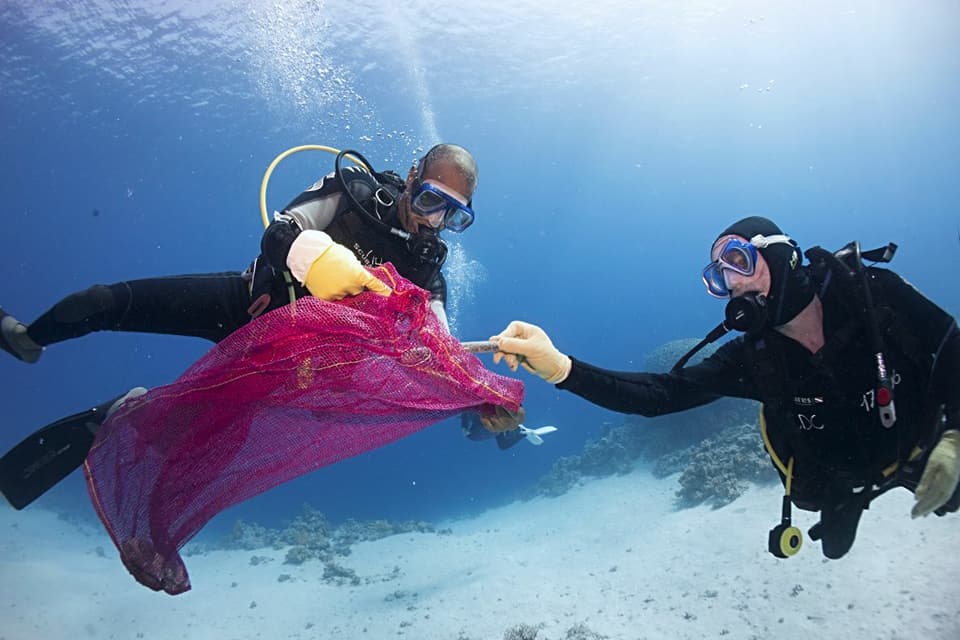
[491,216,960,559]
[2,144,476,351]
[0,144,523,509]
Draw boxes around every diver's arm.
[279,166,375,232]
[260,167,378,274]
[912,315,960,517]
[557,359,718,416]
[259,172,343,271]
[427,272,449,331]
[932,322,960,409]
[430,301,449,331]
[557,342,757,416]
[873,268,960,405]
[913,317,960,517]
[492,321,756,414]
[260,207,390,301]
[261,218,300,272]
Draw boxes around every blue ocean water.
[1,0,958,601]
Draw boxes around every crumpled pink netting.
[83,264,523,595]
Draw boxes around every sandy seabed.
[1,468,958,640]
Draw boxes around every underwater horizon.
[1,1,958,638]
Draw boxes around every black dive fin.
[0,401,113,510]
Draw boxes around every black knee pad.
[53,285,119,323]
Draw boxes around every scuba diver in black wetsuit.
[491,216,960,560]
[1,143,473,350]
[0,144,524,509]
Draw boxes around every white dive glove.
[912,430,960,518]
[491,321,572,384]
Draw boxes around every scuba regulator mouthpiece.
[670,293,770,374]
[406,226,448,268]
[724,293,769,334]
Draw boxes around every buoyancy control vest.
[248,157,448,315]
[324,165,448,292]
[748,243,945,503]
[751,242,955,558]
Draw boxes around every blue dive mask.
[410,181,475,233]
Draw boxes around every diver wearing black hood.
[490,216,960,560]
[716,216,817,330]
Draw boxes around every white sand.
[1,469,958,640]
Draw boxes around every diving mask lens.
[717,238,758,275]
[412,188,448,213]
[443,206,474,232]
[411,182,475,233]
[702,238,758,298]
[702,264,731,298]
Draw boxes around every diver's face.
[399,160,474,235]
[711,234,772,298]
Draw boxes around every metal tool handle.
[461,340,500,353]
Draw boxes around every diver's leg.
[0,308,43,362]
[808,501,865,559]
[22,272,252,348]
[0,386,148,509]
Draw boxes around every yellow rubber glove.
[304,243,391,301]
[480,405,526,433]
[491,321,572,384]
[912,430,960,518]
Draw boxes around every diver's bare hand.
[480,405,526,433]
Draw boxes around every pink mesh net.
[83,264,523,595]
